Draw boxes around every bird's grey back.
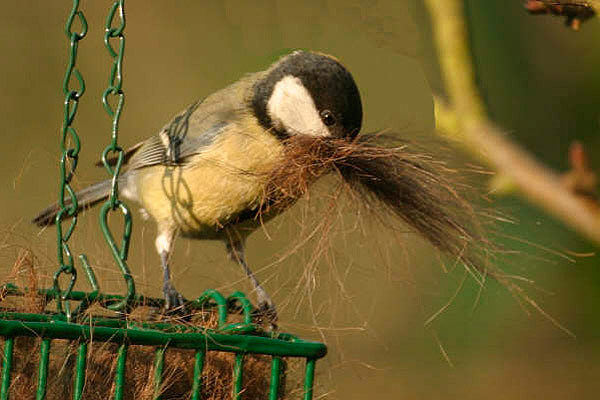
[124,73,262,171]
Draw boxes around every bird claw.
[163,286,187,316]
[253,300,278,330]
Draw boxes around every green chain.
[100,0,135,312]
[53,0,88,320]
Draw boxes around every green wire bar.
[0,338,13,400]
[0,315,326,359]
[269,356,282,400]
[190,350,205,400]
[153,347,165,400]
[73,342,87,400]
[36,339,51,400]
[113,344,128,400]
[233,353,244,400]
[303,359,316,400]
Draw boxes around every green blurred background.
[1,1,599,398]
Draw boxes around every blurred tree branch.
[524,0,597,30]
[424,0,600,245]
[525,0,600,9]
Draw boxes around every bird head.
[252,51,363,140]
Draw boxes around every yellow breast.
[134,121,284,237]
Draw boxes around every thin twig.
[524,0,597,30]
[424,0,600,246]
[526,0,600,8]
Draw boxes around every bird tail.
[32,180,113,227]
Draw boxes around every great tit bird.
[33,50,363,321]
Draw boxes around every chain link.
[53,0,88,319]
[100,0,135,311]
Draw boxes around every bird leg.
[155,229,186,311]
[226,238,278,325]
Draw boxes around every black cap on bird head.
[252,51,363,140]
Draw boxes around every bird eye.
[320,110,336,126]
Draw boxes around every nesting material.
[261,134,491,281]
[259,134,574,334]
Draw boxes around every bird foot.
[253,300,278,331]
[163,285,187,316]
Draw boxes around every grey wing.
[103,99,230,171]
[127,121,228,170]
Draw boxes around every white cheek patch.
[267,75,330,137]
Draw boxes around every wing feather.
[99,99,232,171]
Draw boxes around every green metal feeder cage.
[0,1,327,399]
[0,285,327,400]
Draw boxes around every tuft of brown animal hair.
[260,134,491,283]
[257,133,575,335]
